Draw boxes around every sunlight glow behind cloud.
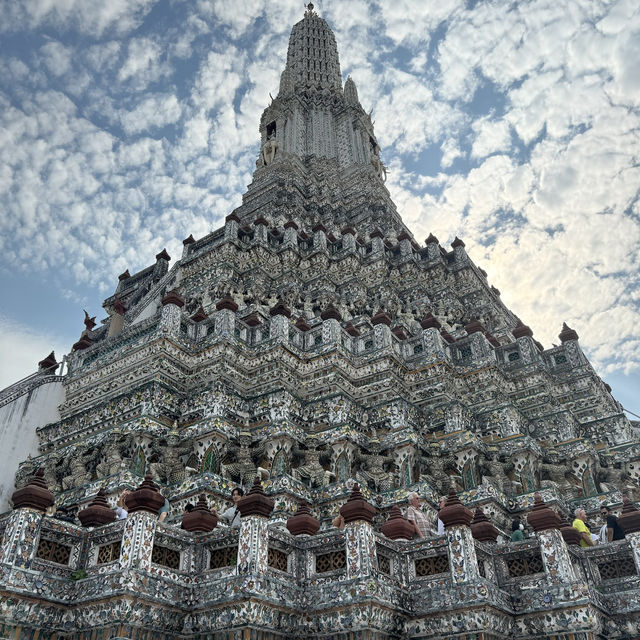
[0,0,638,407]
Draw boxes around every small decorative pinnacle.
[83,310,96,331]
[513,318,533,339]
[38,351,59,373]
[118,269,130,281]
[618,496,640,534]
[155,248,171,262]
[270,300,292,318]
[320,303,342,321]
[113,295,126,315]
[381,504,414,540]
[182,234,195,245]
[161,289,185,308]
[470,507,498,542]
[339,483,376,524]
[182,494,218,532]
[191,307,208,322]
[295,316,311,332]
[526,493,561,532]
[11,468,55,512]
[237,477,274,518]
[78,488,117,527]
[344,321,360,337]
[216,294,239,312]
[125,472,166,515]
[287,500,321,536]
[464,318,485,335]
[371,308,392,326]
[420,312,441,330]
[439,487,473,528]
[559,518,581,545]
[558,322,579,343]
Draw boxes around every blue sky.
[0,0,638,417]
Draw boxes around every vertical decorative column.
[236,477,275,575]
[108,294,127,338]
[339,484,377,580]
[420,314,448,362]
[154,248,170,279]
[283,220,299,247]
[451,236,469,264]
[371,309,392,349]
[397,231,413,258]
[225,212,240,240]
[425,233,441,260]
[182,233,195,259]
[527,493,576,584]
[558,322,587,366]
[341,226,356,252]
[253,216,269,244]
[214,295,238,337]
[312,223,327,252]
[121,473,165,571]
[191,307,209,339]
[160,290,184,335]
[1,470,54,568]
[370,229,385,258]
[439,488,479,584]
[269,301,291,343]
[512,319,539,364]
[618,497,640,573]
[321,304,342,345]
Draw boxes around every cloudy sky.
[0,0,638,417]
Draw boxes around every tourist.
[158,492,170,523]
[332,512,345,530]
[437,496,446,535]
[599,505,625,543]
[214,487,244,529]
[115,490,129,520]
[572,508,596,547]
[406,492,433,538]
[511,519,524,541]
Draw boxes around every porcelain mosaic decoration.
[1,5,640,639]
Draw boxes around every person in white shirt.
[115,490,130,520]
[214,487,244,529]
[437,496,447,534]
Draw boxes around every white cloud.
[0,0,639,394]
[0,315,69,389]
[120,93,182,135]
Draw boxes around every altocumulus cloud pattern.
[0,0,638,406]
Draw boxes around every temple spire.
[278,5,342,98]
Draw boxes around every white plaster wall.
[0,378,65,513]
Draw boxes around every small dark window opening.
[267,121,276,138]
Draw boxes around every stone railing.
[2,495,640,638]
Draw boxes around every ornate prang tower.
[1,5,640,639]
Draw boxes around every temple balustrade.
[2,504,639,620]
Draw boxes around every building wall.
[0,377,65,512]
